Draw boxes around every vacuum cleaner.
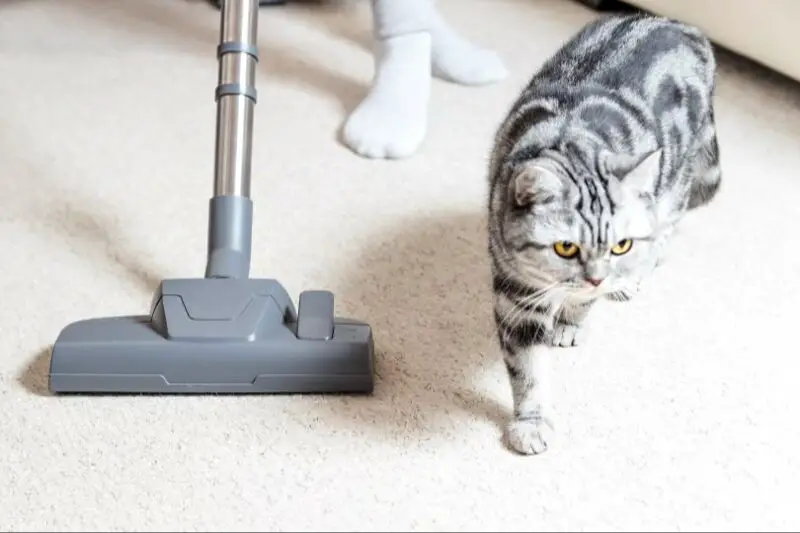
[48,0,375,395]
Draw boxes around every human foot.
[342,32,432,159]
[430,14,507,86]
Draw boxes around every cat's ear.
[509,160,563,207]
[620,149,662,196]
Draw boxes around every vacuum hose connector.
[206,0,259,279]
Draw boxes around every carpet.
[2,0,799,530]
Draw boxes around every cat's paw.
[549,323,587,347]
[505,416,555,455]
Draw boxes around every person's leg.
[341,0,434,159]
[342,0,508,159]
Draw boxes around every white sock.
[429,13,508,86]
[342,32,432,160]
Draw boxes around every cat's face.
[501,150,669,303]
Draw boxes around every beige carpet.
[2,0,800,530]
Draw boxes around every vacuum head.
[49,278,374,394]
[47,0,375,395]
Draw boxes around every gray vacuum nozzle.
[47,0,376,395]
[49,279,374,394]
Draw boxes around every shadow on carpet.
[325,209,511,441]
[18,347,54,397]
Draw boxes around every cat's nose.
[585,277,605,287]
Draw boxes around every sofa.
[583,0,800,84]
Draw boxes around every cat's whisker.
[501,292,546,331]
[550,288,571,324]
[498,280,561,331]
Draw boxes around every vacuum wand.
[206,0,260,280]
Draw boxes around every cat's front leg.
[497,316,557,455]
[549,302,593,348]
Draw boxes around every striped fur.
[486,13,722,455]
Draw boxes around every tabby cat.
[486,13,722,455]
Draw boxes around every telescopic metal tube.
[214,0,259,197]
[205,0,259,279]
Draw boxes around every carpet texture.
[2,0,799,530]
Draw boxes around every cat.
[486,12,722,455]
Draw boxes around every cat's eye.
[611,239,633,255]
[553,241,579,259]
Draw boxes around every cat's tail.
[687,112,722,210]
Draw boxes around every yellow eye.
[611,239,633,255]
[553,241,580,259]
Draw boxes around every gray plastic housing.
[48,277,375,394]
[205,195,253,279]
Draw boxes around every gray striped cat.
[487,13,721,455]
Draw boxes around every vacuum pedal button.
[296,290,334,341]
